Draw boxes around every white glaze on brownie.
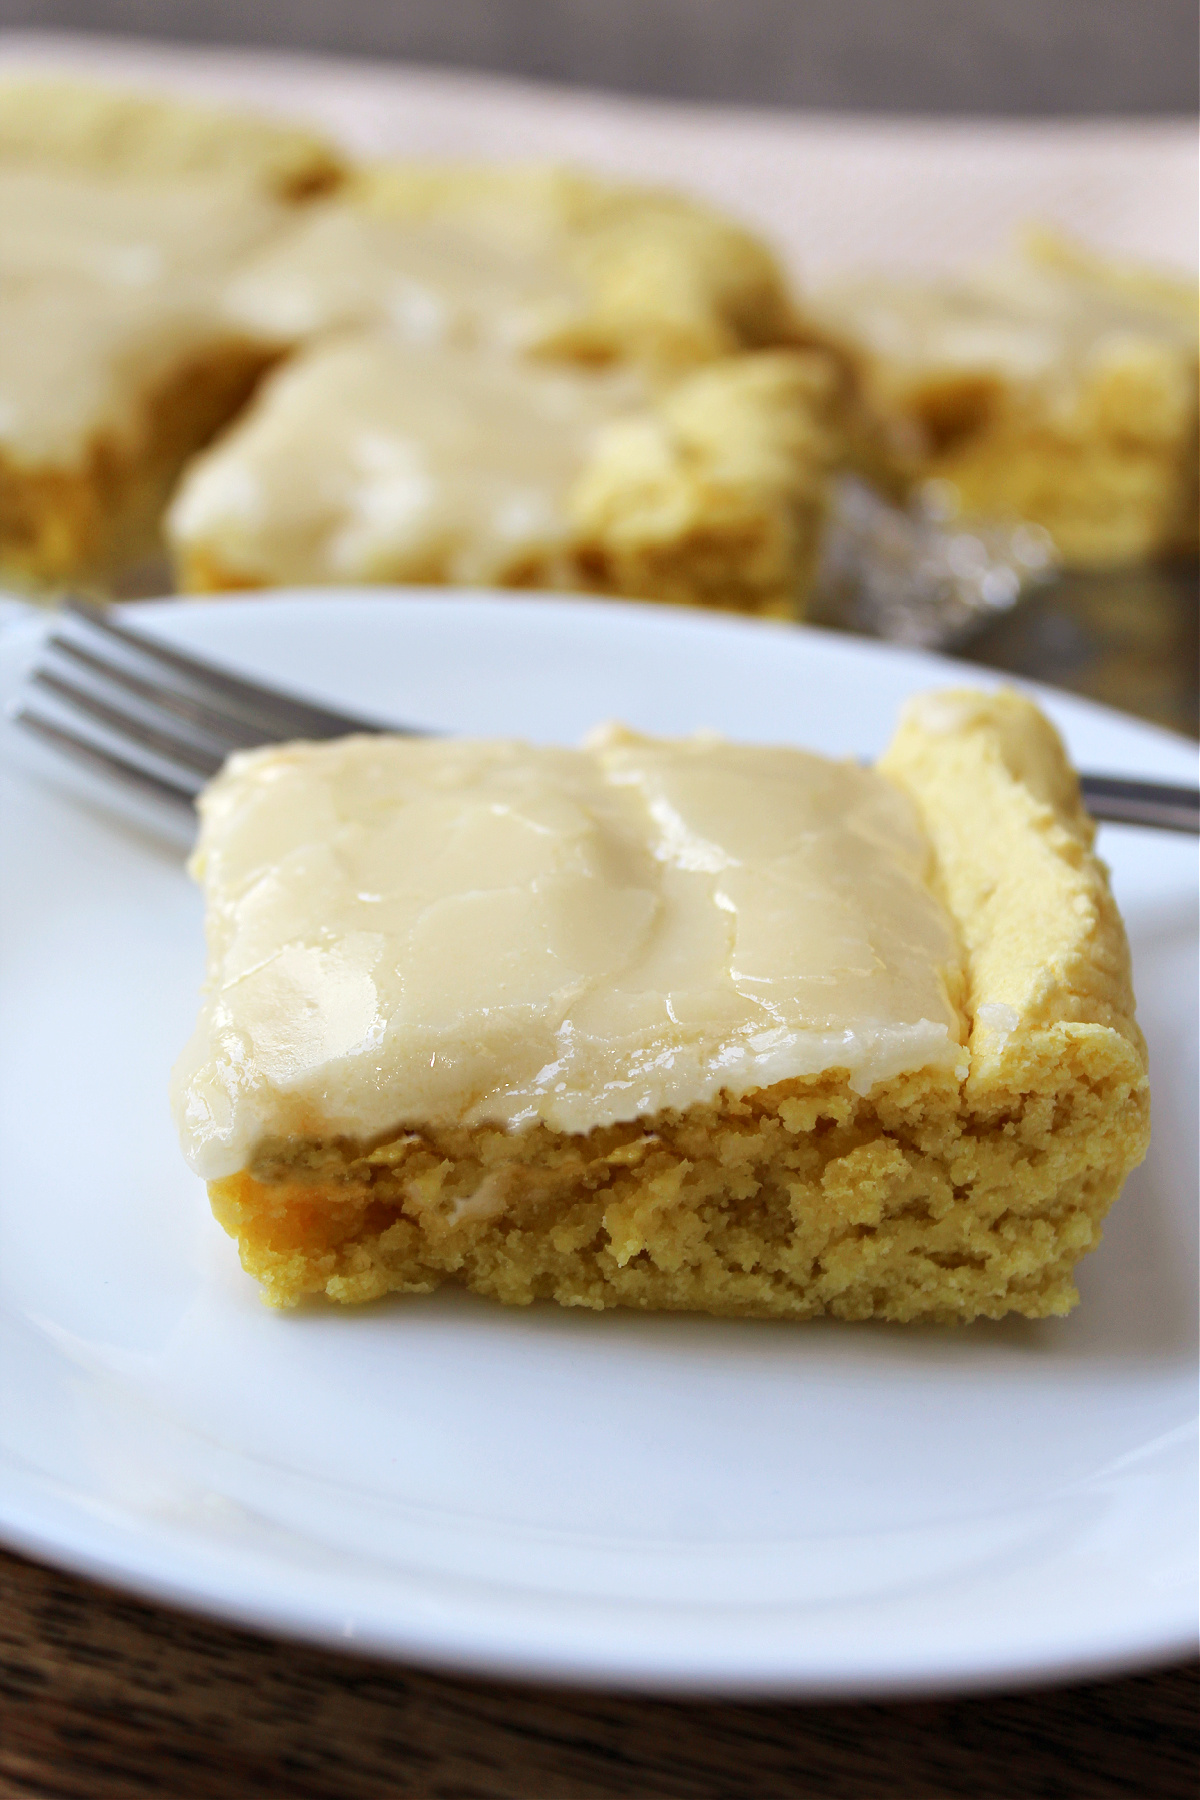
[0,167,283,462]
[172,727,967,1181]
[166,331,645,585]
[221,201,589,353]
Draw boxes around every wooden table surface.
[3,565,1197,1800]
[1,1547,1196,1800]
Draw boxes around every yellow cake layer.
[173,156,835,614]
[0,76,343,197]
[0,79,340,591]
[810,233,1199,568]
[169,342,839,616]
[222,160,801,372]
[0,336,274,589]
[182,690,1149,1321]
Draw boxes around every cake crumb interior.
[178,689,1149,1323]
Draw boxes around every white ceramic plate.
[0,592,1196,1698]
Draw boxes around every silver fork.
[9,597,1200,833]
[11,596,398,812]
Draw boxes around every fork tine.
[44,632,272,751]
[28,668,226,779]
[61,597,387,740]
[13,705,202,811]
[14,601,1200,837]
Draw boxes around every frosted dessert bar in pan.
[0,77,342,196]
[177,158,840,617]
[219,161,802,373]
[810,233,1198,569]
[0,79,343,590]
[167,334,839,617]
[172,688,1149,1323]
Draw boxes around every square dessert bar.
[0,77,343,196]
[172,155,838,617]
[173,689,1149,1324]
[167,336,839,616]
[0,79,342,589]
[220,161,801,372]
[810,233,1199,569]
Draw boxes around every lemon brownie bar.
[811,233,1199,568]
[167,335,838,616]
[0,77,342,197]
[0,80,342,590]
[172,689,1148,1323]
[220,162,799,372]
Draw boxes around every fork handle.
[1079,773,1200,833]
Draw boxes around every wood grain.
[0,1548,1195,1800]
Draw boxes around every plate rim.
[1,588,1196,1698]
[0,1496,1195,1700]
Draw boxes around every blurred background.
[2,0,1196,733]
[2,0,1197,115]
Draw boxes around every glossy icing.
[0,166,282,461]
[221,200,589,353]
[166,331,645,584]
[811,247,1195,396]
[172,726,968,1180]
